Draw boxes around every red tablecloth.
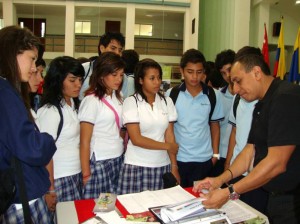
[74,187,198,223]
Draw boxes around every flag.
[262,23,269,66]
[273,18,286,80]
[288,28,300,82]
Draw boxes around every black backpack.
[169,82,216,122]
[233,94,241,119]
[54,104,64,141]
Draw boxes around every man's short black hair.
[97,32,125,55]
[234,53,271,76]
[180,49,206,69]
[235,46,262,59]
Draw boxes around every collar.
[260,78,281,104]
[178,82,210,95]
[220,85,228,94]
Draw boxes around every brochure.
[93,193,117,213]
[126,211,158,222]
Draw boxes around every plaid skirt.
[82,154,124,199]
[117,163,171,195]
[0,196,53,224]
[55,172,82,202]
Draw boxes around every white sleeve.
[78,95,98,124]
[166,96,177,122]
[37,105,60,140]
[122,96,140,125]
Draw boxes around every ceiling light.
[296,0,300,4]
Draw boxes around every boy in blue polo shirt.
[166,49,224,187]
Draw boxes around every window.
[75,21,91,34]
[135,24,153,36]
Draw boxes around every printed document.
[117,186,195,214]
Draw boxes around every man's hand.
[192,177,222,193]
[200,188,229,209]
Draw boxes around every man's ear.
[253,66,262,80]
[99,45,105,54]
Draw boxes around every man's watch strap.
[228,184,240,200]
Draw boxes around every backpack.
[169,82,216,121]
[233,94,241,119]
[54,104,64,141]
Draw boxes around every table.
[56,188,269,224]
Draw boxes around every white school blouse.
[37,99,81,179]
[78,92,123,161]
[123,94,177,167]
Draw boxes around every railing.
[44,35,183,56]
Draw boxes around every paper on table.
[219,200,257,223]
[160,197,206,222]
[96,211,161,224]
[117,185,195,214]
[97,210,124,223]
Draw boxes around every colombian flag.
[262,23,270,66]
[273,18,286,80]
[288,28,300,82]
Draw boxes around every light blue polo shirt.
[166,83,224,162]
[218,86,234,159]
[228,96,258,175]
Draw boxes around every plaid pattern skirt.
[117,163,171,195]
[55,172,82,202]
[82,154,124,199]
[0,196,53,224]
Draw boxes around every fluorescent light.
[296,0,300,4]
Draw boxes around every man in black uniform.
[193,53,300,224]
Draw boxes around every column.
[125,4,135,50]
[65,1,75,57]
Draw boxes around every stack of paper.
[160,198,206,222]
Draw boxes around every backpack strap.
[170,82,216,121]
[83,61,93,84]
[12,157,32,224]
[233,94,241,119]
[169,83,184,105]
[54,104,64,142]
[203,85,216,122]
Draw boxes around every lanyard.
[101,97,120,131]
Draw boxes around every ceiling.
[267,0,300,23]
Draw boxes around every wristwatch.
[228,184,240,200]
[212,153,220,160]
